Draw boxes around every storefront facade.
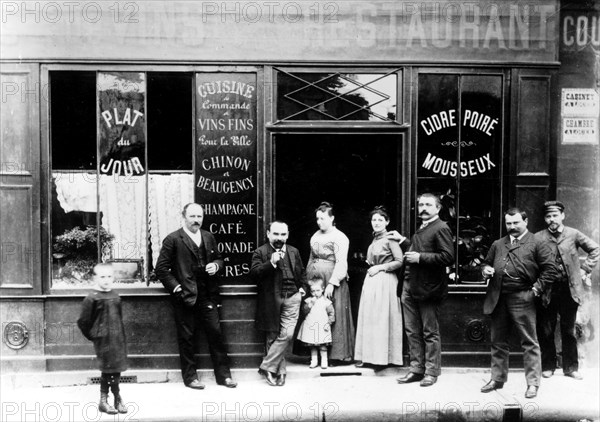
[1,1,598,372]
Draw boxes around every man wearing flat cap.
[535,200,599,380]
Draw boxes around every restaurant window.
[50,70,193,288]
[276,69,398,122]
[416,73,504,284]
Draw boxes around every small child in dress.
[77,263,128,415]
[297,278,335,369]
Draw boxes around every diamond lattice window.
[276,70,398,122]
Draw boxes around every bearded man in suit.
[251,220,308,386]
[156,203,237,389]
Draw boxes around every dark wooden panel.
[219,293,257,320]
[440,292,489,353]
[0,63,41,295]
[439,292,524,367]
[516,185,550,233]
[44,293,263,371]
[516,75,551,175]
[509,68,556,228]
[0,299,45,356]
[44,294,262,361]
[0,186,33,288]
[0,71,32,170]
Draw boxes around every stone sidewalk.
[1,365,599,422]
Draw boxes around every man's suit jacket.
[482,231,557,314]
[535,226,599,306]
[250,243,308,332]
[405,218,455,301]
[155,228,224,306]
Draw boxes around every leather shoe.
[276,374,286,386]
[542,370,554,378]
[420,375,437,387]
[258,369,278,386]
[218,378,238,388]
[397,372,424,384]
[480,380,504,393]
[565,371,583,380]
[186,379,205,390]
[525,385,538,399]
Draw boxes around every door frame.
[261,65,411,242]
[261,128,410,244]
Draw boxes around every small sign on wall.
[561,89,599,144]
[562,117,598,144]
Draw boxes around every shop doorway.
[273,133,403,324]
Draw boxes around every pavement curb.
[2,368,598,422]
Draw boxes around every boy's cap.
[543,200,565,214]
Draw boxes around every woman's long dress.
[306,227,355,361]
[354,232,404,365]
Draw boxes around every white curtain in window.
[99,175,147,266]
[52,172,194,273]
[148,173,194,268]
[53,172,97,213]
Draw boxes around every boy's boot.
[114,394,128,413]
[110,374,127,413]
[320,347,328,369]
[309,349,318,368]
[99,392,118,414]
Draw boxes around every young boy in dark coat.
[77,263,128,414]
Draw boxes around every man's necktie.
[511,238,517,246]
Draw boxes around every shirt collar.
[510,230,528,243]
[420,215,439,228]
[183,226,202,245]
[548,225,564,234]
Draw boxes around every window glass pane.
[417,73,503,284]
[148,173,194,283]
[98,72,148,286]
[146,73,194,282]
[417,74,459,283]
[147,72,193,170]
[50,71,96,170]
[417,74,459,179]
[51,172,99,288]
[457,75,502,283]
[277,72,396,121]
[50,71,99,288]
[99,175,147,285]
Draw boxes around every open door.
[273,133,403,324]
